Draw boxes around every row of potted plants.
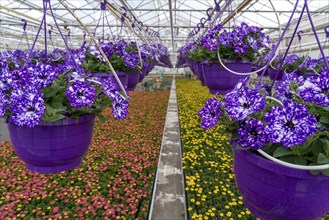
[176,22,328,93]
[177,79,329,220]
[0,90,169,219]
[176,79,254,219]
[0,35,172,173]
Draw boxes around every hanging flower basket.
[127,71,141,91]
[7,114,96,173]
[202,60,252,94]
[195,61,206,86]
[268,67,284,81]
[0,0,130,173]
[233,146,329,220]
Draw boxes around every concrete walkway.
[149,78,187,220]
[0,118,9,144]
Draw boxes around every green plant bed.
[176,79,329,220]
[0,90,169,219]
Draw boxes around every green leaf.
[294,157,307,165]
[320,116,329,124]
[320,169,329,176]
[317,153,329,164]
[310,170,321,175]
[273,147,292,157]
[322,139,329,157]
[97,114,106,123]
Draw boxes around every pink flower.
[53,207,59,213]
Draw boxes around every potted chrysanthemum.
[198,69,329,219]
[0,48,129,173]
[186,22,271,94]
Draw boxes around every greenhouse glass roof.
[1,0,328,63]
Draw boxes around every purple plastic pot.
[255,65,269,77]
[195,62,205,86]
[234,148,329,220]
[268,67,284,81]
[7,114,96,174]
[202,61,252,94]
[127,71,140,91]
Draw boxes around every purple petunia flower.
[31,64,59,89]
[102,75,120,97]
[218,30,233,46]
[111,93,129,120]
[298,71,329,106]
[237,118,268,150]
[10,86,45,127]
[0,68,11,91]
[65,81,96,108]
[90,46,105,62]
[0,90,8,116]
[247,36,259,50]
[233,40,248,55]
[238,22,251,36]
[203,37,219,51]
[275,73,304,102]
[198,97,222,130]
[123,52,139,69]
[259,33,270,49]
[264,100,317,148]
[8,66,33,88]
[224,86,266,121]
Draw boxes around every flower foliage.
[0,48,129,127]
[184,22,271,63]
[199,71,329,174]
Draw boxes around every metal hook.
[21,19,27,31]
[48,25,53,35]
[325,25,329,38]
[200,18,206,28]
[83,31,86,40]
[206,7,213,21]
[100,1,106,10]
[67,28,70,38]
[297,30,303,41]
[214,0,220,12]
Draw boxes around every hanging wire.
[58,0,128,99]
[17,19,30,50]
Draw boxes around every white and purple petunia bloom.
[259,33,270,49]
[123,52,139,69]
[218,30,233,46]
[0,91,8,116]
[31,64,59,89]
[0,68,11,91]
[275,73,304,102]
[298,71,329,106]
[264,100,318,148]
[111,93,129,120]
[233,40,248,55]
[8,67,33,88]
[247,36,259,50]
[90,46,105,62]
[9,86,45,127]
[237,118,268,150]
[198,97,222,130]
[102,76,120,97]
[203,37,219,51]
[224,84,266,121]
[65,81,96,108]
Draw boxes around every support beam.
[168,0,175,53]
